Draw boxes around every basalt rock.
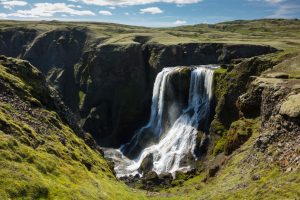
[140,171,174,190]
[138,153,154,174]
[78,43,149,147]
[146,43,277,71]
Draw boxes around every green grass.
[1,19,300,49]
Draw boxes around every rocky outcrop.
[212,57,278,130]
[238,77,300,170]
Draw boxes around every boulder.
[138,154,153,174]
[158,172,173,186]
[263,72,289,79]
[279,93,300,118]
[224,119,255,155]
[208,165,220,177]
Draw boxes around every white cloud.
[265,0,285,3]
[75,0,202,6]
[1,0,27,10]
[248,0,286,4]
[99,10,112,15]
[8,3,95,18]
[268,3,300,18]
[0,13,8,18]
[174,20,187,25]
[108,6,116,9]
[140,7,163,14]
[124,12,130,15]
[249,0,300,18]
[248,0,300,18]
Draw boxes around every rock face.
[0,27,37,57]
[24,28,87,111]
[212,57,278,130]
[238,77,300,170]
[0,26,278,147]
[78,43,149,146]
[146,43,277,70]
[23,28,87,73]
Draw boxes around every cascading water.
[104,66,216,178]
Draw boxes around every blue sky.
[0,0,299,27]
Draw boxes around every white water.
[121,67,176,155]
[104,66,216,178]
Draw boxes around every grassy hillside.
[0,56,146,199]
[1,19,299,47]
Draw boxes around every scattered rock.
[286,167,293,172]
[208,165,220,177]
[158,172,173,185]
[143,171,159,183]
[195,184,202,190]
[251,174,260,181]
[263,72,289,79]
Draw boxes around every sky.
[0,0,299,27]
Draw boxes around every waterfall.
[104,66,216,178]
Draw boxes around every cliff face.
[0,27,278,147]
[239,77,300,169]
[145,43,277,70]
[78,43,149,146]
[0,27,37,57]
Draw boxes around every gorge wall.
[0,26,278,147]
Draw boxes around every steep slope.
[0,56,146,199]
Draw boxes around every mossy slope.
[0,56,146,200]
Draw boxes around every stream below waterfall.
[103,65,218,178]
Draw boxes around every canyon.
[0,19,299,199]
